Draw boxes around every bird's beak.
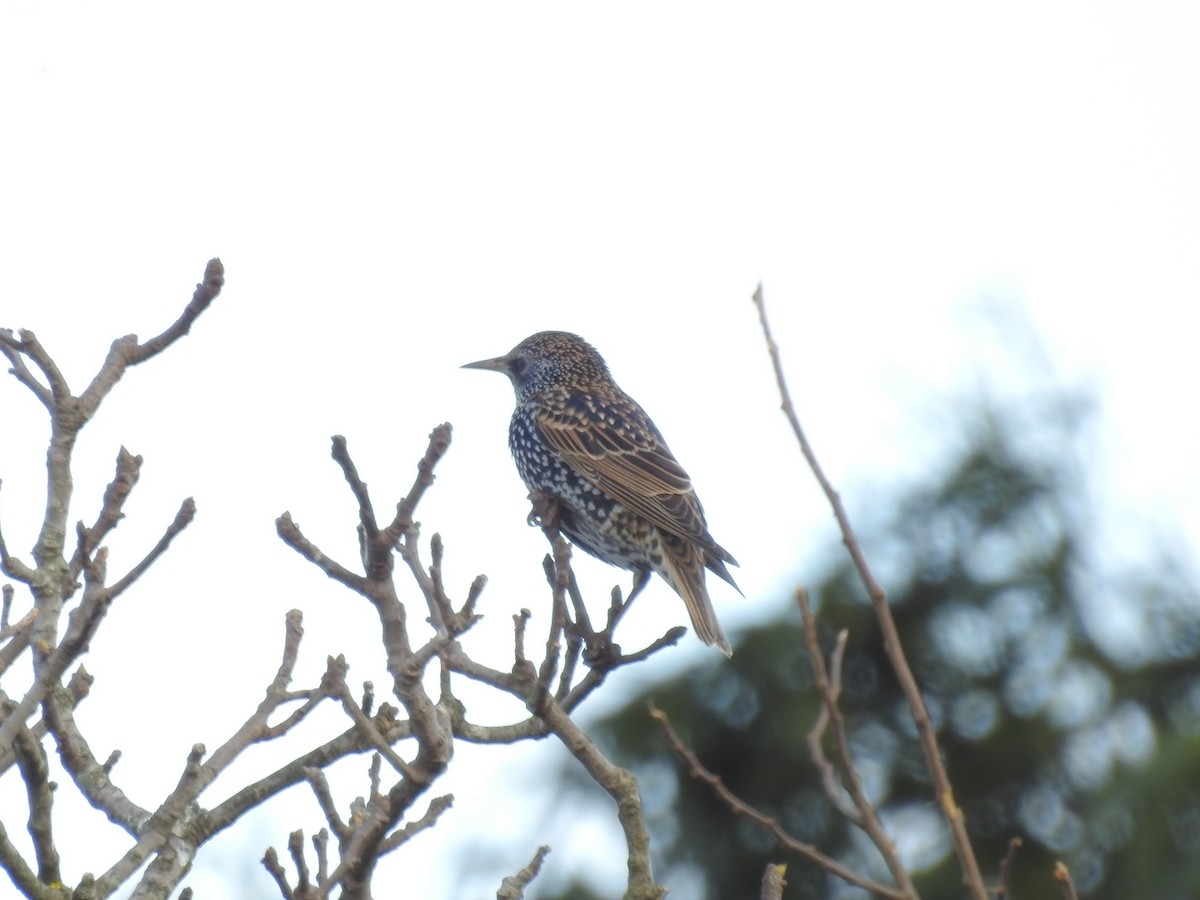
[461,355,510,373]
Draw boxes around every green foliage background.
[523,389,1200,899]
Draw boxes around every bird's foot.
[582,634,622,671]
[526,490,561,530]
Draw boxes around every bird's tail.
[660,539,733,657]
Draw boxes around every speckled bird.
[463,331,739,656]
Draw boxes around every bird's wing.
[534,391,715,549]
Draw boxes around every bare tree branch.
[0,481,37,585]
[0,815,45,899]
[106,497,196,600]
[650,705,910,900]
[67,447,142,585]
[995,837,1023,899]
[0,330,54,411]
[798,588,916,893]
[760,863,787,900]
[752,283,988,899]
[497,845,550,900]
[1054,861,1080,900]
[13,721,61,885]
[378,793,453,854]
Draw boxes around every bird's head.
[462,331,611,401]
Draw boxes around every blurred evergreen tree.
[528,388,1200,899]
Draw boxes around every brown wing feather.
[535,391,717,550]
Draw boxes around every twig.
[94,610,315,896]
[497,845,551,900]
[537,525,572,692]
[378,794,454,854]
[276,512,371,597]
[804,624,859,821]
[6,328,71,407]
[1054,861,1079,900]
[650,705,909,900]
[752,284,987,899]
[0,563,113,750]
[106,498,196,600]
[325,658,415,779]
[305,768,350,840]
[0,817,41,898]
[760,863,787,900]
[0,481,36,585]
[995,837,1023,898]
[0,330,54,412]
[381,423,453,546]
[13,722,61,885]
[125,259,225,364]
[0,608,36,667]
[798,589,916,893]
[261,847,295,900]
[287,831,312,896]
[43,676,150,836]
[68,447,143,584]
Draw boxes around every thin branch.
[305,768,350,840]
[75,258,226,422]
[0,481,36,584]
[68,447,143,584]
[0,608,36,674]
[804,624,859,821]
[0,330,54,411]
[287,831,312,897]
[380,423,453,547]
[14,722,61,885]
[377,794,454,854]
[0,560,112,750]
[496,845,551,900]
[0,816,43,899]
[798,588,915,893]
[94,610,312,895]
[752,284,987,899]
[106,497,196,600]
[650,705,910,900]
[129,258,226,364]
[10,329,72,406]
[995,837,1023,899]
[325,658,415,779]
[43,676,150,836]
[536,520,571,693]
[262,847,296,900]
[760,863,788,900]
[204,715,407,839]
[1054,862,1080,900]
[276,512,371,596]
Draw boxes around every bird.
[463,331,739,656]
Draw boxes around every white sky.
[1,3,1198,898]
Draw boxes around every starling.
[463,331,739,656]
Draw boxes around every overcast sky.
[2,3,1198,897]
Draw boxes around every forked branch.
[751,284,988,899]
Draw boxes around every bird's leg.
[526,489,561,530]
[608,568,651,630]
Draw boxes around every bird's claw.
[527,490,560,530]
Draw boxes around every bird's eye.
[510,357,528,376]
